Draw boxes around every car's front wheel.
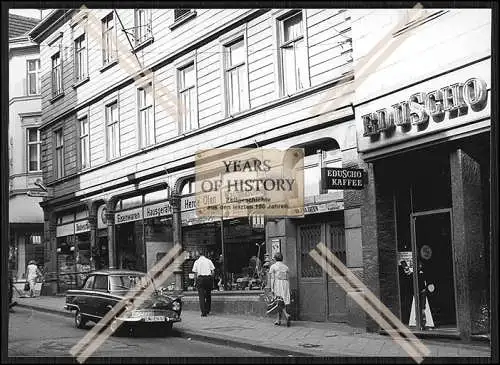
[75,310,88,329]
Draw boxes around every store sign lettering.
[362,77,488,137]
[115,208,143,224]
[56,223,75,237]
[295,201,344,215]
[322,168,364,190]
[182,196,198,211]
[75,220,90,233]
[144,202,172,218]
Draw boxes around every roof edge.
[28,9,70,43]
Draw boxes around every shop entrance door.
[298,222,346,322]
[410,210,457,331]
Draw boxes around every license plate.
[144,316,165,322]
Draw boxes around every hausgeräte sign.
[321,168,365,190]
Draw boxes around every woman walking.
[269,252,291,326]
[26,260,42,298]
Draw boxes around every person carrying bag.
[26,260,43,298]
[268,252,291,326]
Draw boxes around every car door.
[78,275,95,316]
[93,274,112,319]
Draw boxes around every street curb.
[15,303,322,357]
[17,303,73,318]
[175,330,326,357]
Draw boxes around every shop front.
[356,58,491,339]
[94,204,109,270]
[113,190,174,275]
[180,193,266,292]
[55,210,92,292]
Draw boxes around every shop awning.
[9,194,44,224]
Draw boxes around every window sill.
[132,37,154,53]
[50,92,65,103]
[100,59,119,73]
[72,76,90,89]
[169,11,197,30]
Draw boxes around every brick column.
[87,213,97,271]
[105,200,116,269]
[170,192,183,290]
[42,207,57,295]
[450,148,488,340]
[342,146,369,329]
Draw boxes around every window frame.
[169,9,197,30]
[54,128,64,179]
[137,81,155,149]
[93,274,109,291]
[26,127,41,172]
[74,33,88,83]
[273,9,311,98]
[220,30,250,117]
[78,115,90,170]
[26,59,41,96]
[176,58,198,134]
[105,100,120,161]
[134,9,153,46]
[102,12,118,66]
[51,51,63,97]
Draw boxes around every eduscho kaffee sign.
[356,59,491,154]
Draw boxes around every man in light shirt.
[192,253,215,317]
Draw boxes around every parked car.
[65,269,182,335]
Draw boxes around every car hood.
[132,293,182,310]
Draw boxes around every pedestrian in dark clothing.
[398,260,413,325]
[192,253,215,317]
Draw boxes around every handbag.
[264,294,284,315]
[24,282,30,291]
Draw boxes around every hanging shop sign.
[321,168,365,190]
[356,59,491,153]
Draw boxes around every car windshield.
[109,274,155,291]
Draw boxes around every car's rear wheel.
[75,310,87,329]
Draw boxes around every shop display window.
[181,218,266,291]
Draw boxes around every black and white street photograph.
[2,2,497,363]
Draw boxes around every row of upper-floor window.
[48,9,351,105]
[44,9,349,180]
[49,9,200,98]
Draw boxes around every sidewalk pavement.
[11,295,490,358]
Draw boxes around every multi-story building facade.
[29,8,364,325]
[8,13,44,283]
[352,8,491,340]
